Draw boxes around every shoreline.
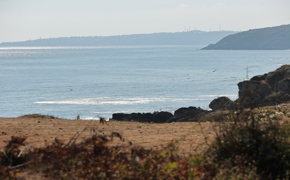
[1,102,290,151]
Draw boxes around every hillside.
[0,30,237,47]
[202,24,290,50]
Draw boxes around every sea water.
[1,45,289,120]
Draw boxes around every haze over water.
[1,45,289,120]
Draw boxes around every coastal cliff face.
[210,64,290,111]
[237,64,290,107]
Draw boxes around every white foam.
[93,111,133,114]
[199,94,238,98]
[80,116,109,121]
[270,58,290,61]
[35,97,201,105]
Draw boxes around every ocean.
[1,45,289,120]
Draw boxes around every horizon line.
[0,29,238,44]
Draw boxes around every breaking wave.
[35,97,202,105]
[198,94,238,99]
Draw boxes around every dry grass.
[0,117,218,155]
[1,104,290,179]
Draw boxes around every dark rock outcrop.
[166,106,209,123]
[250,74,267,82]
[112,106,209,123]
[209,97,234,111]
[237,80,272,106]
[275,78,290,93]
[237,64,290,107]
[262,91,290,106]
[266,65,290,89]
[112,111,173,123]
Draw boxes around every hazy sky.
[0,0,289,43]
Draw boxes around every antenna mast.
[246,66,260,80]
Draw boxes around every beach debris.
[111,132,124,141]
[90,127,96,134]
[99,116,107,125]
[54,138,64,147]
[5,136,26,149]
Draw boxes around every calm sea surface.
[1,45,289,120]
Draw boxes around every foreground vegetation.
[1,105,290,179]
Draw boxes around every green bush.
[209,109,290,179]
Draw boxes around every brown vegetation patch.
[19,114,58,119]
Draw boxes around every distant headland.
[202,24,290,50]
[0,30,237,47]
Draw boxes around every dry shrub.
[207,107,290,179]
[0,134,213,179]
[19,114,58,119]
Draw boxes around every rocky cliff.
[210,64,290,111]
[237,64,290,107]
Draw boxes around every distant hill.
[202,24,290,50]
[0,31,237,47]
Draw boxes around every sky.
[0,0,289,43]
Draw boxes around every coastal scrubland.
[1,103,290,179]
